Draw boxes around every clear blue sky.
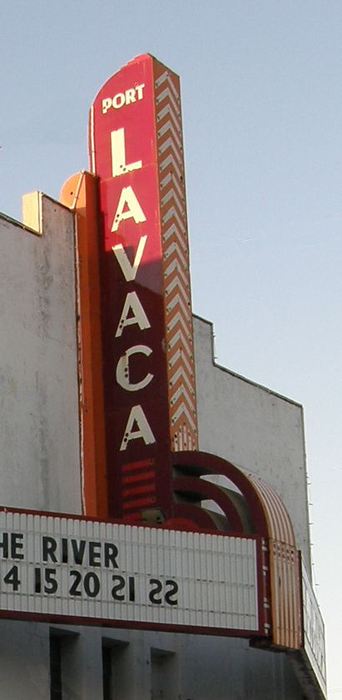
[1,1,341,696]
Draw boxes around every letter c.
[116,345,153,392]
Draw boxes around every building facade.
[0,54,326,699]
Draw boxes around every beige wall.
[0,198,81,514]
[193,314,311,571]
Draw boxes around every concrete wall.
[0,621,305,700]
[0,199,81,514]
[0,621,49,698]
[193,314,311,571]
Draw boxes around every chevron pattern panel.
[154,60,198,452]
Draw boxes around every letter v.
[71,540,86,565]
[112,235,147,282]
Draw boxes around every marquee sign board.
[88,54,198,521]
[0,510,261,636]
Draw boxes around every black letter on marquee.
[42,537,57,563]
[149,578,162,605]
[104,543,119,569]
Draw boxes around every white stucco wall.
[0,202,321,700]
[0,621,306,700]
[193,314,311,570]
[0,198,81,514]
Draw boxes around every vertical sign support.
[60,171,108,519]
[84,54,197,520]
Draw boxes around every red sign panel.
[89,56,172,519]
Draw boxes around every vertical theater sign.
[0,54,327,697]
[87,54,198,522]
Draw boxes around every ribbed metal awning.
[246,471,296,546]
[171,450,302,651]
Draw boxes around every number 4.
[4,565,20,591]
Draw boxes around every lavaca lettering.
[110,125,156,450]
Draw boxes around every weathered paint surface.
[0,199,81,514]
[0,623,307,700]
[193,315,311,572]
